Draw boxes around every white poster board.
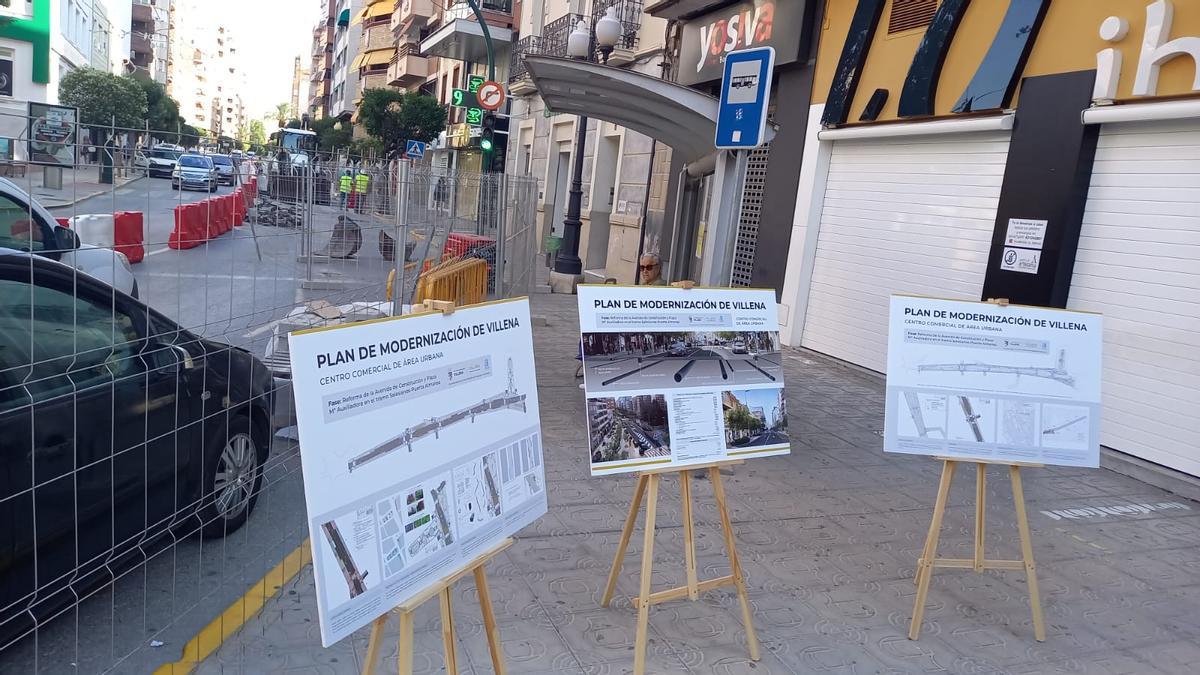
[884,296,1102,467]
[288,299,547,646]
[578,285,790,476]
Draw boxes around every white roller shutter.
[800,132,1011,372]
[1068,119,1200,477]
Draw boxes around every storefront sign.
[577,285,790,476]
[884,296,1103,468]
[678,0,806,86]
[287,299,547,646]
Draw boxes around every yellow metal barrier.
[388,256,489,307]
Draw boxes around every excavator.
[263,127,332,205]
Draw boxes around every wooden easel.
[362,538,512,675]
[909,457,1046,642]
[601,460,760,675]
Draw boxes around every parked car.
[0,250,275,646]
[210,154,237,185]
[0,177,138,298]
[136,146,183,178]
[172,154,219,192]
[668,340,688,357]
[731,339,748,354]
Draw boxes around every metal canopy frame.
[524,55,776,165]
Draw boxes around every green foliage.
[59,68,148,131]
[126,76,184,140]
[724,406,763,438]
[312,116,353,152]
[356,89,447,158]
[275,102,290,127]
[247,119,267,147]
[178,124,201,148]
[348,137,384,160]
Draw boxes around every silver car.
[172,154,219,192]
[210,154,236,185]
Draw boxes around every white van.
[0,177,139,297]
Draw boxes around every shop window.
[888,0,938,34]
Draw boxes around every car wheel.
[172,182,179,190]
[198,415,265,538]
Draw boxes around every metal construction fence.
[0,113,539,673]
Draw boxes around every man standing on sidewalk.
[339,170,352,208]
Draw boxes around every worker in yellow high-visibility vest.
[354,171,370,213]
[338,171,352,208]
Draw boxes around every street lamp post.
[550,9,622,290]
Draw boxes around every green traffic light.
[480,137,493,151]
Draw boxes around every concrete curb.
[42,173,147,209]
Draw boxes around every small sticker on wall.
[1005,218,1048,249]
[1000,247,1041,274]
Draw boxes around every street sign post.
[405,140,427,160]
[714,47,775,150]
[477,80,506,111]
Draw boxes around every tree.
[127,76,184,140]
[312,116,352,152]
[59,68,148,134]
[274,102,290,128]
[247,119,267,148]
[179,124,201,148]
[356,89,447,159]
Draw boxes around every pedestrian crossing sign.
[405,140,427,159]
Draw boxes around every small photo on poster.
[400,473,456,566]
[318,507,381,612]
[581,331,783,393]
[587,395,672,466]
[721,387,789,451]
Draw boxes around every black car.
[0,251,275,647]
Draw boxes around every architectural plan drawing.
[918,349,1074,388]
[947,396,996,443]
[454,452,503,536]
[1041,404,1091,451]
[899,392,946,439]
[321,521,369,600]
[405,478,456,563]
[999,400,1038,447]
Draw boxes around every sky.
[227,0,315,120]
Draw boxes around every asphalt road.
[583,346,786,393]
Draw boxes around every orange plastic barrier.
[113,211,144,263]
[169,204,199,249]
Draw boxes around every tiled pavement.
[197,292,1200,674]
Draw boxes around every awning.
[361,48,394,68]
[351,53,366,70]
[353,0,395,25]
[337,8,350,26]
[523,56,770,165]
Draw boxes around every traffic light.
[480,111,496,152]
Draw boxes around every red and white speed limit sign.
[477,80,507,111]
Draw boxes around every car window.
[0,278,144,402]
[211,156,232,166]
[0,192,47,253]
[179,155,210,168]
[151,149,178,160]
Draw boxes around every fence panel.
[0,111,537,673]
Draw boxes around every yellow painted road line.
[154,540,312,675]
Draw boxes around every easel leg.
[439,588,458,675]
[397,610,415,675]
[974,463,986,573]
[680,470,699,601]
[910,459,956,640]
[1009,465,1046,642]
[361,613,388,675]
[633,474,660,675]
[710,467,760,661]
[602,474,648,608]
[474,566,507,675]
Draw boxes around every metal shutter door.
[1068,119,1200,476]
[801,132,1011,372]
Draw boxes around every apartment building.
[330,0,363,119]
[308,0,336,118]
[291,55,309,119]
[167,0,246,137]
[506,0,670,284]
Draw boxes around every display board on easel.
[287,298,547,649]
[884,295,1104,642]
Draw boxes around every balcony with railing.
[509,2,644,94]
[392,0,436,31]
[387,42,431,88]
[422,0,514,63]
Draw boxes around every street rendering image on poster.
[884,295,1103,467]
[578,285,790,475]
[287,298,547,646]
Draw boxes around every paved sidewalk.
[194,292,1200,674]
[10,164,143,208]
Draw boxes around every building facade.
[330,0,364,118]
[309,0,336,118]
[167,0,246,137]
[780,0,1200,478]
[506,0,670,284]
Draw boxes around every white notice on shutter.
[1005,218,1048,249]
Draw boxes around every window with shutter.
[888,0,938,34]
